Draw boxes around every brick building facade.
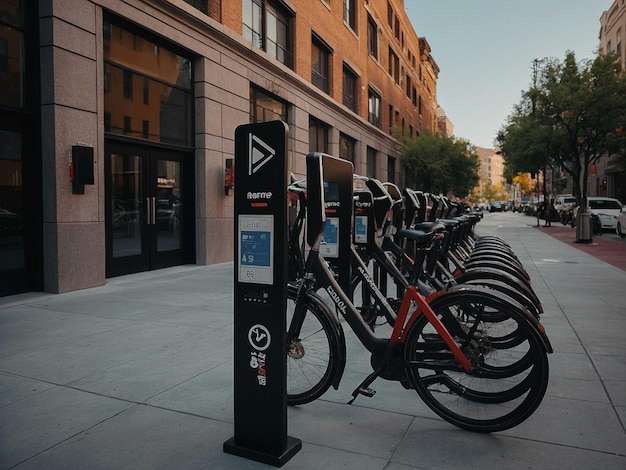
[0,0,439,296]
[598,0,626,203]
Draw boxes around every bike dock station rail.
[223,120,301,467]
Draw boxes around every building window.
[266,2,293,67]
[368,87,381,127]
[243,0,263,47]
[142,120,150,139]
[342,64,357,112]
[243,0,293,68]
[312,33,331,94]
[617,28,622,62]
[388,47,399,84]
[309,116,329,153]
[0,3,23,107]
[104,112,111,132]
[183,0,208,15]
[387,155,396,184]
[104,63,110,93]
[250,86,288,123]
[405,74,411,98]
[367,146,377,178]
[103,18,193,147]
[387,2,393,28]
[123,70,133,99]
[367,14,378,59]
[339,133,356,162]
[344,0,356,31]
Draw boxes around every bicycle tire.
[455,267,541,313]
[404,290,549,433]
[286,288,341,405]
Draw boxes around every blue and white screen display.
[238,215,274,284]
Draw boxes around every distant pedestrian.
[544,200,554,227]
[537,201,545,227]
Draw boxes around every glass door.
[152,150,184,267]
[0,127,26,296]
[105,142,191,277]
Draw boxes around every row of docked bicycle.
[284,153,551,433]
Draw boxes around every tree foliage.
[512,173,532,194]
[400,130,479,197]
[497,52,626,207]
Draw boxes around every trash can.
[576,212,592,243]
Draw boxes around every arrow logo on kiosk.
[249,133,275,175]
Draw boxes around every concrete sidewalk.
[1,222,625,469]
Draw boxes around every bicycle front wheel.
[286,288,341,405]
[404,290,549,433]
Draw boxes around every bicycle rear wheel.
[286,288,341,405]
[404,290,549,433]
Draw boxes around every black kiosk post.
[224,121,302,467]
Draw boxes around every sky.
[405,0,612,149]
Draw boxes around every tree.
[498,52,626,239]
[512,173,532,195]
[400,130,479,197]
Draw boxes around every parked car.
[553,194,577,214]
[573,197,623,230]
[617,207,626,238]
[516,198,530,213]
[489,201,504,212]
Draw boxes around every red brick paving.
[539,224,626,271]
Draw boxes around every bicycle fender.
[434,284,553,354]
[302,287,348,390]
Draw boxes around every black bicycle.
[285,153,552,433]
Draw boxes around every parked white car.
[617,207,626,238]
[574,197,623,230]
[553,194,577,214]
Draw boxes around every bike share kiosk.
[315,153,353,295]
[224,121,301,466]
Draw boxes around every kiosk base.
[223,436,302,467]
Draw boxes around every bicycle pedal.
[347,386,376,404]
[358,386,376,398]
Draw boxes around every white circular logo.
[248,324,271,351]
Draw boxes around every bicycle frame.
[299,239,472,372]
[294,153,473,374]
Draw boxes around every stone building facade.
[0,0,439,296]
